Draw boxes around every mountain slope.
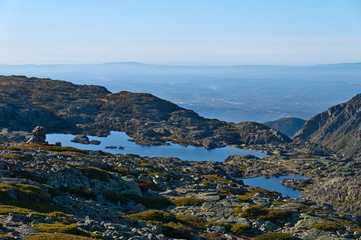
[294,93,361,159]
[263,117,306,137]
[0,75,290,149]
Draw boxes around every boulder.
[26,126,46,144]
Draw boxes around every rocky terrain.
[294,93,361,160]
[0,76,290,150]
[263,118,306,138]
[1,75,361,239]
[0,131,360,240]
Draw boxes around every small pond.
[240,175,308,199]
[46,131,268,162]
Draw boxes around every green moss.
[32,223,101,238]
[200,181,210,185]
[26,233,96,240]
[254,232,298,240]
[230,223,251,234]
[76,166,110,182]
[240,205,291,222]
[171,197,204,206]
[312,222,342,232]
[202,175,232,184]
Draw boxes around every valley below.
[0,75,361,240]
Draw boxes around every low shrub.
[230,223,251,234]
[200,232,227,240]
[252,187,279,197]
[312,222,342,232]
[103,190,128,204]
[237,192,256,202]
[202,175,232,184]
[240,205,291,222]
[137,180,161,191]
[127,195,172,209]
[76,166,110,182]
[59,186,96,200]
[176,214,209,230]
[254,232,298,240]
[171,197,204,206]
[10,170,49,184]
[125,210,175,223]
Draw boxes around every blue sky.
[0,0,360,65]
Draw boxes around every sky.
[0,0,360,65]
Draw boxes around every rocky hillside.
[294,93,361,159]
[263,117,306,138]
[0,136,360,239]
[0,75,290,149]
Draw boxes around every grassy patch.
[9,143,87,155]
[254,232,298,240]
[312,222,342,232]
[26,233,96,240]
[0,205,65,218]
[171,197,204,206]
[230,223,251,234]
[1,153,24,159]
[0,182,61,213]
[240,205,291,222]
[32,223,101,238]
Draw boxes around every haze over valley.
[1,62,360,123]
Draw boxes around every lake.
[240,175,308,199]
[46,131,268,162]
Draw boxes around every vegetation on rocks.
[254,232,299,240]
[230,223,251,234]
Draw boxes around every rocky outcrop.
[0,75,290,149]
[294,93,361,159]
[26,126,46,144]
[263,117,306,137]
